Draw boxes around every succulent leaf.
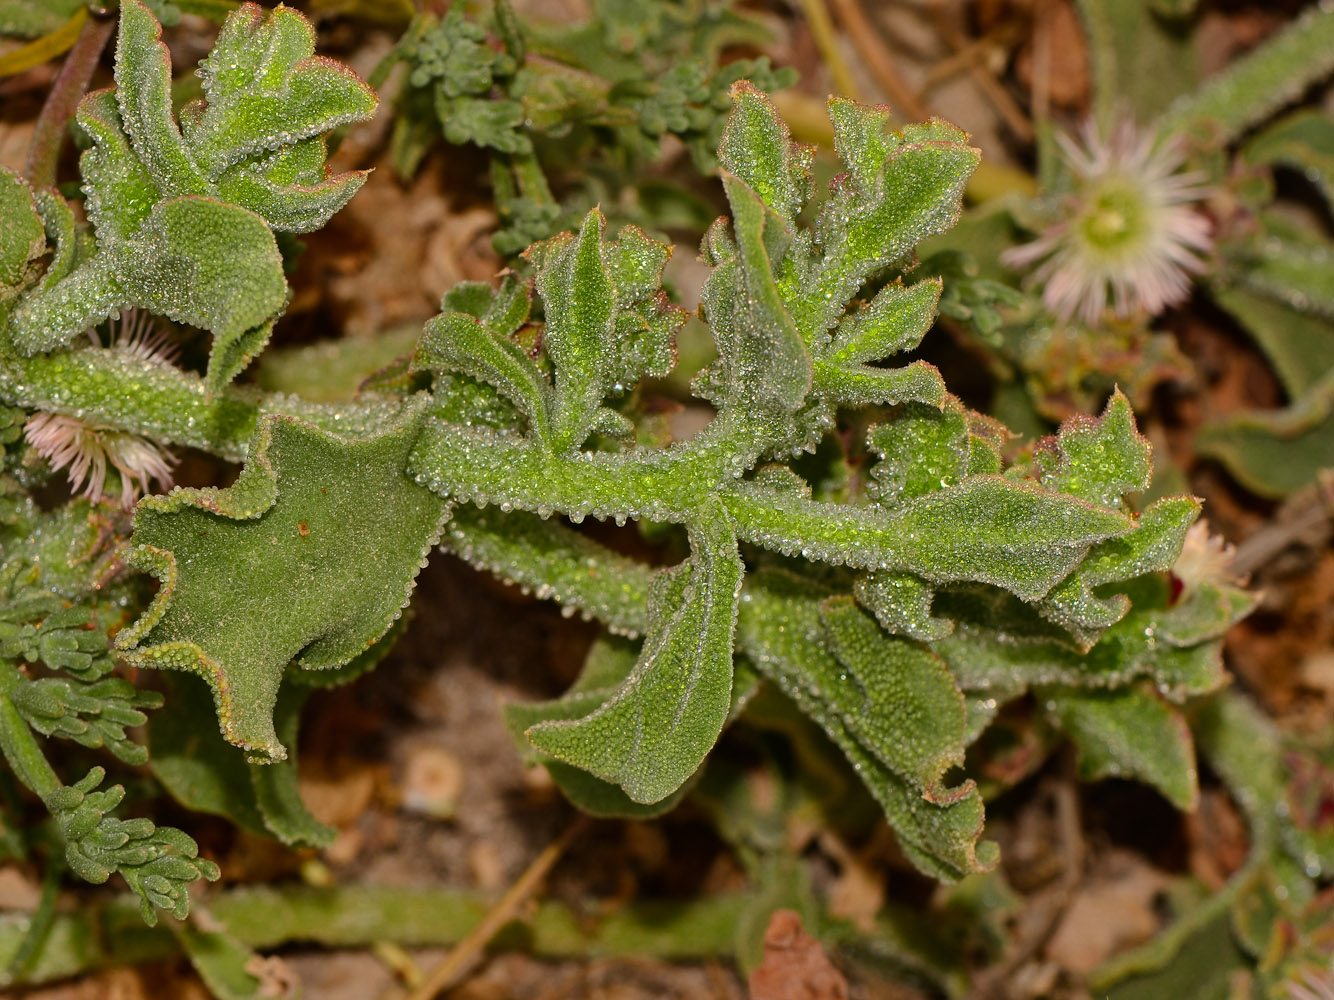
[116,397,449,762]
[526,509,743,804]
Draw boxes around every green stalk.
[1155,3,1334,144]
[0,663,60,802]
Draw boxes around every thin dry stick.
[405,815,590,1000]
[929,0,1035,143]
[794,0,865,100]
[826,0,931,120]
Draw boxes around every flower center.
[1077,178,1147,254]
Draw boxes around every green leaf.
[6,0,373,384]
[116,396,449,762]
[1039,495,1201,642]
[190,3,376,176]
[0,167,44,298]
[727,477,1132,603]
[1196,371,1334,498]
[505,636,693,818]
[1043,685,1198,810]
[716,82,810,225]
[1212,284,1334,399]
[526,508,743,803]
[418,311,552,439]
[1244,109,1334,212]
[1154,1,1334,145]
[1035,390,1150,509]
[819,596,967,792]
[854,571,953,642]
[115,0,211,198]
[531,212,614,448]
[1237,232,1334,322]
[866,398,971,507]
[107,196,288,393]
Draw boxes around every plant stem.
[0,663,60,802]
[24,11,116,189]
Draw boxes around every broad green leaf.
[1244,109,1334,212]
[822,279,941,365]
[526,509,743,804]
[796,111,978,339]
[727,477,1132,602]
[1035,390,1150,509]
[1212,284,1334,399]
[1238,234,1334,322]
[173,921,273,1000]
[1043,685,1198,810]
[1039,495,1200,641]
[532,213,614,448]
[418,311,552,439]
[1196,371,1334,498]
[0,167,44,298]
[867,399,970,507]
[109,196,287,392]
[716,81,810,226]
[116,397,449,762]
[505,636,694,817]
[819,596,967,792]
[6,0,373,385]
[115,1,210,198]
[854,572,953,642]
[738,570,995,881]
[1154,1,1334,145]
[190,4,376,177]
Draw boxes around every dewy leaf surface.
[116,396,449,762]
[526,509,743,804]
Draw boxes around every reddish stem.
[24,12,116,189]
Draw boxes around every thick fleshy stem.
[24,11,117,189]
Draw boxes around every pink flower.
[24,412,176,507]
[1002,117,1213,327]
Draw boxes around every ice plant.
[0,0,1252,973]
[1002,117,1213,326]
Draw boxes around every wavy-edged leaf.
[505,636,694,818]
[738,569,995,881]
[1244,109,1334,212]
[418,311,552,439]
[727,476,1132,602]
[1196,370,1334,498]
[1039,495,1201,642]
[867,398,970,507]
[116,396,449,762]
[854,571,953,641]
[189,2,377,177]
[822,278,941,365]
[214,138,368,235]
[1035,390,1150,509]
[716,81,811,226]
[115,0,210,197]
[526,509,743,804]
[0,167,44,298]
[1043,685,1198,810]
[107,195,288,393]
[719,172,811,411]
[819,596,967,792]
